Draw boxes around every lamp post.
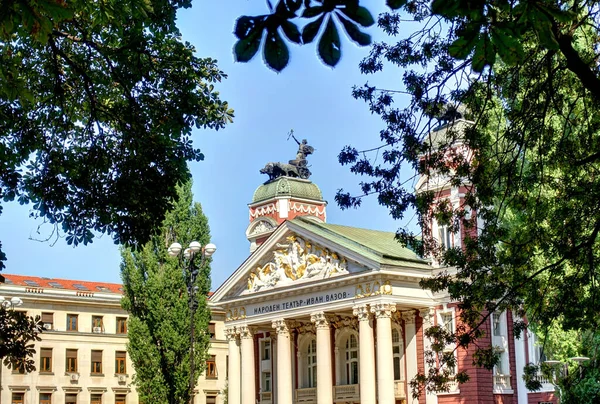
[168,241,216,404]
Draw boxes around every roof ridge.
[294,217,386,258]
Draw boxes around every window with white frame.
[262,371,271,392]
[261,339,271,360]
[491,311,511,389]
[344,334,359,385]
[307,339,317,388]
[438,225,455,249]
[438,310,457,378]
[392,327,405,381]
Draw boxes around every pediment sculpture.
[247,235,348,293]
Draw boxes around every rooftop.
[1,273,124,294]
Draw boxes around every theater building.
[210,138,557,404]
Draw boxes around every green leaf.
[318,17,341,67]
[234,16,265,39]
[449,33,479,59]
[490,27,523,65]
[264,29,289,72]
[386,0,408,10]
[337,14,371,46]
[281,20,302,44]
[340,6,375,27]
[302,14,325,44]
[234,27,263,62]
[302,6,324,18]
[531,10,559,50]
[471,34,494,72]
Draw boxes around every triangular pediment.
[211,223,369,302]
[211,218,431,304]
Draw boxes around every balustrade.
[334,384,360,401]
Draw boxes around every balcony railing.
[493,374,512,389]
[334,384,359,402]
[259,391,272,404]
[295,387,317,402]
[394,380,406,398]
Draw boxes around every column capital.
[272,319,291,335]
[401,310,417,324]
[419,308,436,325]
[310,312,331,329]
[238,325,254,339]
[370,302,397,319]
[352,305,371,321]
[225,326,238,341]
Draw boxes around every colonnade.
[225,303,420,404]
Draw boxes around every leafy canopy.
[0,307,42,373]
[235,0,600,395]
[121,181,212,404]
[0,0,233,270]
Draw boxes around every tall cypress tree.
[120,181,212,404]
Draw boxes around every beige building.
[0,275,228,404]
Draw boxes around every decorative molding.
[37,386,58,393]
[290,203,326,216]
[272,319,291,335]
[111,387,131,393]
[401,311,417,324]
[87,387,107,393]
[249,203,278,219]
[247,219,277,238]
[355,280,392,298]
[224,327,238,341]
[25,287,43,294]
[329,315,358,330]
[310,312,330,329]
[8,386,31,392]
[419,308,436,325]
[238,325,254,339]
[225,307,246,322]
[352,305,371,321]
[371,303,397,319]
[61,387,82,393]
[246,234,348,293]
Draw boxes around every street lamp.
[168,241,216,404]
[0,296,23,309]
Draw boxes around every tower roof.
[251,176,323,204]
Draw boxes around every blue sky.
[0,2,418,289]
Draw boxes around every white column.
[226,327,241,404]
[403,311,418,404]
[420,308,437,404]
[239,326,256,404]
[353,305,376,404]
[311,312,333,404]
[272,320,293,404]
[372,303,397,404]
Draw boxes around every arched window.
[392,328,404,380]
[345,334,359,384]
[307,339,317,388]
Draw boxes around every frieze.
[249,203,278,219]
[248,220,276,237]
[354,280,392,298]
[225,307,247,322]
[246,234,349,293]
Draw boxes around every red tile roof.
[2,274,123,294]
[2,274,215,297]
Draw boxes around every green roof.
[252,177,324,203]
[291,217,430,269]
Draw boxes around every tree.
[0,307,42,373]
[235,0,600,396]
[0,0,233,270]
[120,181,212,404]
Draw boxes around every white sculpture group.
[247,235,348,293]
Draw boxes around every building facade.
[0,275,228,404]
[210,157,557,404]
